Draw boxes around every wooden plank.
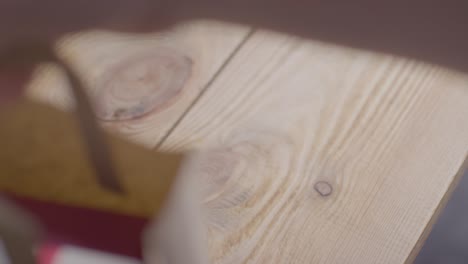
[158,31,468,263]
[0,100,183,217]
[26,21,250,147]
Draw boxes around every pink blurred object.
[37,243,60,264]
[37,243,140,264]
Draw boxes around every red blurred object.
[3,194,149,259]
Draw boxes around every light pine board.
[157,31,468,263]
[25,24,468,263]
[26,21,250,147]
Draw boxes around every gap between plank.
[153,28,257,150]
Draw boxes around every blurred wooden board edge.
[0,99,185,218]
[405,154,468,264]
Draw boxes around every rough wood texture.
[18,23,468,263]
[157,31,468,263]
[0,100,183,218]
[26,21,250,147]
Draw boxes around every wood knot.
[195,149,242,203]
[314,181,333,197]
[94,49,192,121]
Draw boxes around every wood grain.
[158,31,468,263]
[26,21,250,147]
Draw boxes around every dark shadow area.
[415,170,468,264]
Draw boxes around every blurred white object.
[143,153,209,264]
[52,246,140,264]
[0,242,140,264]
